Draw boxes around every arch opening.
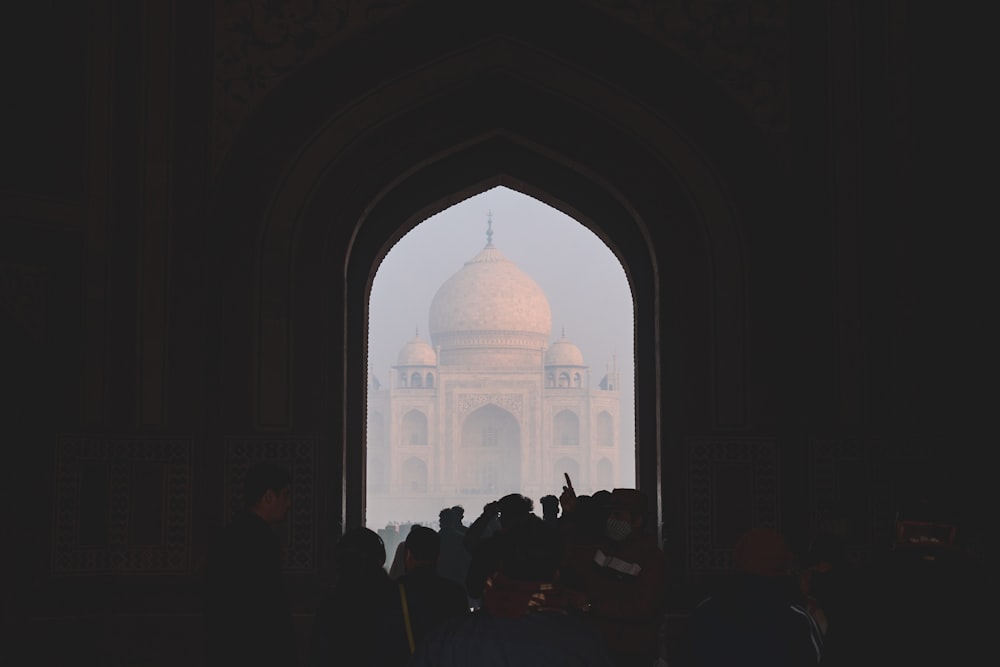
[365,186,637,529]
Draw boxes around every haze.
[367,186,636,528]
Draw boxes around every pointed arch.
[213,1,782,555]
[402,409,428,446]
[554,409,580,447]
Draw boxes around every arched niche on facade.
[555,457,581,492]
[212,0,780,565]
[554,409,581,447]
[461,404,521,495]
[401,409,428,446]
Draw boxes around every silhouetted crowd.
[202,463,989,666]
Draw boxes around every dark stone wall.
[1,1,985,664]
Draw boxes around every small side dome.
[397,335,436,366]
[546,335,584,366]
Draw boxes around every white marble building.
[366,228,622,527]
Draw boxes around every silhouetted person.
[389,523,423,580]
[408,516,615,666]
[436,506,471,592]
[203,462,295,666]
[540,494,560,524]
[689,527,823,667]
[463,493,535,606]
[372,525,468,666]
[560,488,667,667]
[310,527,393,667]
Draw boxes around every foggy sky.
[367,185,636,485]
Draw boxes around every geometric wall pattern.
[52,437,193,574]
[224,437,317,573]
[810,437,930,563]
[685,437,779,572]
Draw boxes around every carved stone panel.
[686,437,779,572]
[52,437,192,574]
[224,437,317,572]
[457,393,523,419]
[810,437,929,563]
[213,0,410,168]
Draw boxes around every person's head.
[592,489,613,514]
[334,527,386,575]
[404,525,440,571]
[439,507,457,528]
[452,506,465,525]
[605,488,647,541]
[540,494,560,519]
[733,527,793,577]
[499,515,564,583]
[497,493,534,529]
[243,462,292,523]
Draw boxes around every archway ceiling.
[212,0,786,170]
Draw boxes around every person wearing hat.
[561,487,667,667]
[688,527,824,667]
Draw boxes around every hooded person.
[562,488,667,667]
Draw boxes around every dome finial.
[486,211,494,247]
[561,326,566,339]
[415,325,419,338]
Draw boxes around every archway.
[554,409,580,447]
[461,404,521,495]
[213,3,781,566]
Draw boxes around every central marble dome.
[429,241,552,367]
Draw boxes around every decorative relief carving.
[224,437,317,572]
[435,331,548,349]
[580,0,789,150]
[686,437,778,572]
[458,393,523,418]
[52,437,192,574]
[213,0,411,168]
[213,1,789,168]
[0,264,46,336]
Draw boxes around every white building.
[366,228,622,527]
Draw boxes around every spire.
[486,211,494,247]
